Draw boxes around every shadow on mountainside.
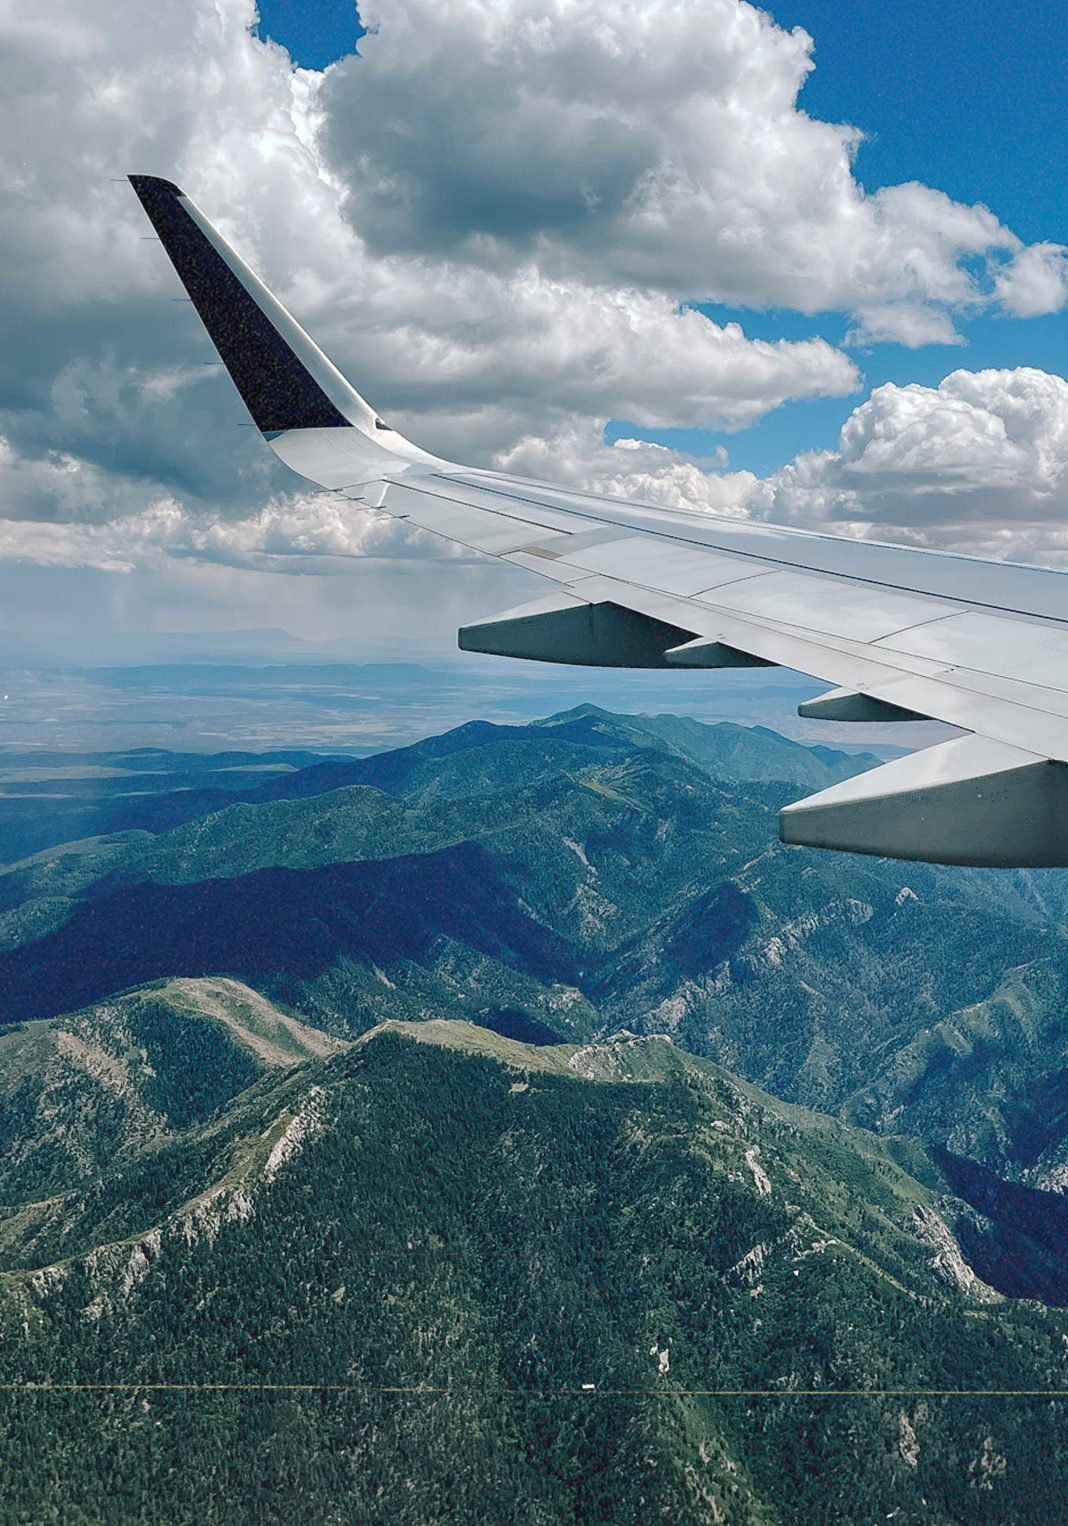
[0,842,574,1024]
[935,1145,1068,1305]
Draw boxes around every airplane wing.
[129,175,1068,868]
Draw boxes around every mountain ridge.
[4,983,1067,1522]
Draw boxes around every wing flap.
[876,607,1068,689]
[696,568,963,642]
[529,532,776,598]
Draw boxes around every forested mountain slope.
[2,987,1066,1525]
[0,705,879,860]
[4,713,1068,1518]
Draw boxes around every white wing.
[130,176,1068,867]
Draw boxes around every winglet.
[129,176,447,487]
[129,175,379,435]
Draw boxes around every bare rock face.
[911,1204,998,1298]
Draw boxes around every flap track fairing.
[779,735,1068,867]
[458,593,696,667]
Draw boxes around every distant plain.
[0,638,939,759]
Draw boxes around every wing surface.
[130,176,1068,866]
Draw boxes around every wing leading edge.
[130,175,1068,866]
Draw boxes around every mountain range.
[2,706,1068,1520]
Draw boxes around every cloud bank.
[752,368,1068,561]
[0,0,1067,615]
[328,3,1042,341]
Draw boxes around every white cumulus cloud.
[0,0,863,569]
[749,367,1068,561]
[326,3,1061,344]
[993,243,1068,319]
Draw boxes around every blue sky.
[255,0,365,71]
[772,0,1068,246]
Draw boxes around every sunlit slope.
[0,706,865,907]
[0,979,344,1215]
[2,1001,1066,1523]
